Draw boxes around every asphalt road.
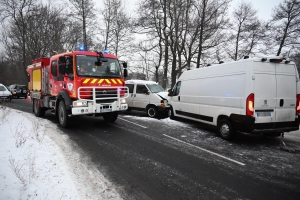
[4,98,300,200]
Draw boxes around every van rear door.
[254,62,277,124]
[275,63,297,122]
[254,61,296,125]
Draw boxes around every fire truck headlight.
[73,101,88,107]
[120,99,126,104]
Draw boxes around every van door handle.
[280,99,284,107]
[134,94,136,97]
[178,96,180,101]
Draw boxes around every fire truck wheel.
[58,100,71,128]
[103,112,118,123]
[33,99,45,117]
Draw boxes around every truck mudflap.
[71,86,129,115]
[230,114,299,134]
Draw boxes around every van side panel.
[179,64,246,125]
[180,79,201,119]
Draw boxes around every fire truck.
[26,50,129,128]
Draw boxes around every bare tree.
[136,0,230,88]
[0,1,82,84]
[290,51,300,75]
[269,0,300,56]
[102,0,133,57]
[227,1,260,60]
[68,0,96,50]
[0,0,38,81]
[192,0,230,68]
[136,0,170,88]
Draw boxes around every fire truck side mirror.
[123,62,127,68]
[123,68,128,78]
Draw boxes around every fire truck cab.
[26,50,129,128]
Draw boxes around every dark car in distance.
[8,84,28,98]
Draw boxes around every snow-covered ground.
[0,105,122,200]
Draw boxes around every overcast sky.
[231,0,284,21]
[95,0,284,21]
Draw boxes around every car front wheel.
[147,106,158,118]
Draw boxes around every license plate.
[257,112,271,117]
[100,108,111,113]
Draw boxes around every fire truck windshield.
[76,55,122,78]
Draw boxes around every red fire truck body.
[26,50,129,127]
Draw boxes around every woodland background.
[0,0,299,89]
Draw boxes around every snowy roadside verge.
[0,105,122,200]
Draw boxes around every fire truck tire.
[103,112,118,123]
[58,100,71,128]
[33,99,45,117]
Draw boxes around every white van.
[168,57,300,140]
[125,80,170,118]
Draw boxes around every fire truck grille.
[78,86,129,101]
[95,90,117,98]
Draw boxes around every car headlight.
[73,101,88,107]
[160,100,168,107]
[120,99,126,104]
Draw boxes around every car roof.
[125,80,158,84]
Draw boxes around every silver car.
[0,83,12,102]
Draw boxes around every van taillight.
[246,93,254,116]
[296,94,300,114]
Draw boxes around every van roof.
[179,56,296,80]
[210,56,295,66]
[125,80,158,84]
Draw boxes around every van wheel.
[168,107,176,120]
[33,99,45,117]
[147,106,158,118]
[58,100,71,128]
[218,119,235,140]
[103,112,118,122]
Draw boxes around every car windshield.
[146,84,165,93]
[0,86,7,91]
[76,55,122,78]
